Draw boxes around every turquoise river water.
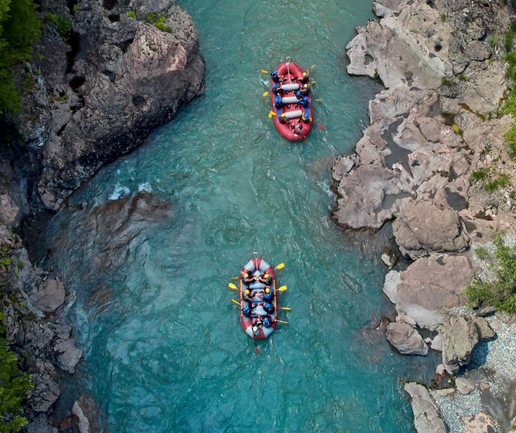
[40,0,441,431]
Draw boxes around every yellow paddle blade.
[311,80,316,84]
[275,263,285,270]
[231,276,239,279]
[231,299,241,306]
[262,70,269,74]
[280,307,291,311]
[263,92,269,97]
[269,111,277,118]
[315,99,322,102]
[278,286,287,291]
[310,64,316,69]
[277,320,288,324]
[228,283,237,289]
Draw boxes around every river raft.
[239,257,278,340]
[270,60,313,141]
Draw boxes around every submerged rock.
[404,382,448,433]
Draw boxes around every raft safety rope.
[286,56,291,83]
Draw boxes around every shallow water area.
[41,0,441,431]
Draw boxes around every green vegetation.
[440,14,446,22]
[464,233,516,313]
[73,4,79,12]
[128,10,136,19]
[484,173,510,191]
[0,338,32,432]
[0,0,42,113]
[145,13,172,33]
[488,34,500,47]
[45,13,72,39]
[16,261,22,269]
[458,74,467,81]
[475,246,489,260]
[0,259,10,266]
[441,77,453,87]
[471,167,490,182]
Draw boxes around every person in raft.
[264,303,275,315]
[257,273,273,286]
[263,287,274,303]
[299,96,309,108]
[274,94,284,110]
[270,70,283,83]
[272,83,284,96]
[241,271,255,285]
[243,289,255,303]
[292,123,303,137]
[263,317,272,328]
[242,305,256,318]
[295,91,303,101]
[278,114,287,125]
[299,70,310,85]
[300,83,310,97]
[301,115,312,124]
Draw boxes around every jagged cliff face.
[11,0,205,214]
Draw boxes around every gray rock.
[431,334,443,352]
[404,382,448,433]
[490,320,502,331]
[494,311,516,325]
[435,388,455,397]
[54,338,82,374]
[72,395,100,433]
[25,414,58,433]
[396,313,417,327]
[442,314,479,375]
[393,200,470,259]
[475,306,496,317]
[30,279,65,313]
[386,322,429,355]
[455,377,475,395]
[28,373,60,412]
[383,256,474,330]
[472,316,496,342]
[381,248,397,269]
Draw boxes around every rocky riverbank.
[334,0,516,431]
[0,0,205,430]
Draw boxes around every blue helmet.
[304,96,308,101]
[297,91,301,96]
[273,83,278,88]
[274,70,278,74]
[266,303,271,309]
[264,318,270,325]
[264,294,272,302]
[243,306,250,312]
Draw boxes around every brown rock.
[461,412,495,433]
[393,200,470,259]
[386,322,429,355]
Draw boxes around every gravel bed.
[430,318,516,433]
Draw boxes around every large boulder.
[383,255,474,330]
[28,373,60,412]
[393,200,470,259]
[442,314,479,375]
[386,322,428,355]
[404,382,448,433]
[30,278,66,313]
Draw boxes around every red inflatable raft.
[270,59,313,141]
[239,255,278,340]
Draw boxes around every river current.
[40,0,440,431]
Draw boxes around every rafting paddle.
[263,92,269,97]
[279,307,291,311]
[228,283,238,290]
[275,263,285,270]
[278,286,287,291]
[231,299,242,306]
[262,70,269,74]
[276,320,289,324]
